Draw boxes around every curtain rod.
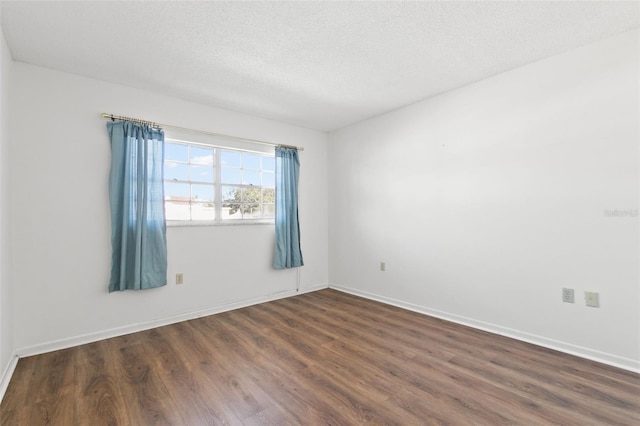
[100,113,304,151]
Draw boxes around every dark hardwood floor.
[1,289,639,425]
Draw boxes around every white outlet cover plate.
[562,288,574,303]
[585,291,599,307]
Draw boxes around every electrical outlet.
[562,288,574,303]
[176,273,184,285]
[380,262,386,272]
[585,291,599,307]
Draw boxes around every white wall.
[328,30,639,371]
[0,20,17,399]
[0,22,16,391]
[10,63,328,353]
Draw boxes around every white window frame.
[164,137,275,227]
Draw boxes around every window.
[164,140,275,224]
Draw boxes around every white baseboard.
[329,284,640,374]
[17,283,328,359]
[0,351,18,404]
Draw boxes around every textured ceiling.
[1,1,638,131]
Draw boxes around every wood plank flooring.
[1,289,639,425]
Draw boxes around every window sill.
[167,220,274,228]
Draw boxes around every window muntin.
[164,140,275,223]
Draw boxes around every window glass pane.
[221,150,241,168]
[262,156,275,171]
[190,147,214,165]
[222,186,243,219]
[242,187,262,204]
[244,207,264,219]
[221,186,242,220]
[164,162,188,181]
[241,188,262,218]
[243,153,261,170]
[221,206,242,220]
[262,188,275,203]
[165,201,190,221]
[190,165,214,183]
[191,202,215,220]
[221,186,240,203]
[242,170,261,186]
[262,171,275,188]
[165,143,188,162]
[263,204,275,218]
[165,182,190,201]
[191,184,214,202]
[221,167,241,184]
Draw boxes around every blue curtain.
[107,120,167,292]
[273,147,303,269]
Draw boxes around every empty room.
[0,1,638,425]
